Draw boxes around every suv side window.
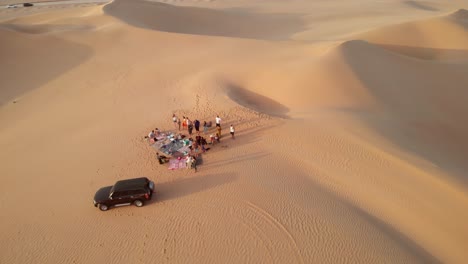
[128,190,143,195]
[112,191,128,198]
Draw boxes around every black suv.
[93,177,154,211]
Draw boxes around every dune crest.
[103,0,305,40]
[449,8,468,21]
[357,10,468,60]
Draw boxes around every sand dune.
[104,0,305,40]
[359,9,468,60]
[1,0,468,263]
[0,28,92,106]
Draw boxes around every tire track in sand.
[243,200,304,264]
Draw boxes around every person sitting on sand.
[192,156,197,172]
[202,144,209,153]
[156,152,169,164]
[155,128,161,137]
[148,130,155,139]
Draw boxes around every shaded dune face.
[375,44,468,61]
[334,40,468,183]
[103,0,305,40]
[0,29,92,106]
[449,8,468,21]
[225,83,289,118]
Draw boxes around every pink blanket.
[168,157,188,170]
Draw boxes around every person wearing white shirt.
[172,114,178,129]
[230,125,235,139]
[215,115,222,127]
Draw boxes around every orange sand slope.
[1,0,468,263]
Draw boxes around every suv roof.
[111,177,149,193]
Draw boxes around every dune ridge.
[103,0,305,40]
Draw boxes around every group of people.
[172,114,214,136]
[153,114,237,172]
[172,114,235,140]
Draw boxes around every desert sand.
[1,0,468,263]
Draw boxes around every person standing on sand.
[187,118,194,136]
[192,156,197,172]
[203,121,208,134]
[186,155,197,172]
[215,115,222,128]
[182,116,187,130]
[194,119,200,133]
[172,114,178,130]
[186,155,192,169]
[177,118,181,131]
[230,124,235,139]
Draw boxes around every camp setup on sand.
[150,132,198,170]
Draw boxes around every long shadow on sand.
[103,0,306,40]
[225,83,290,118]
[152,172,237,203]
[198,117,280,160]
[202,151,270,170]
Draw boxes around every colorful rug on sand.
[168,157,188,170]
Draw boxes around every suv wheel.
[134,200,144,207]
[98,204,108,211]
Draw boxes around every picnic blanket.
[177,145,191,155]
[168,157,188,170]
[152,133,190,155]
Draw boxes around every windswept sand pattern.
[243,200,304,264]
[1,0,468,263]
